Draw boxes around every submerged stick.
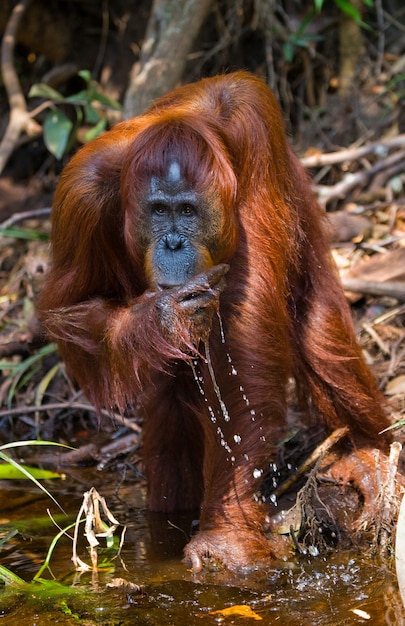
[274,426,349,498]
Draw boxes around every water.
[0,472,404,625]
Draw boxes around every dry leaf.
[209,605,263,620]
[386,375,405,395]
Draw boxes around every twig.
[0,401,141,432]
[301,134,405,168]
[362,321,390,355]
[0,208,52,230]
[274,426,349,498]
[342,278,405,302]
[0,0,41,174]
[316,149,405,205]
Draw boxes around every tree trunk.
[123,0,213,118]
[338,0,363,101]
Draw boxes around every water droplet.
[217,311,225,344]
[233,434,241,444]
[253,468,263,479]
[215,426,231,453]
[204,340,231,421]
[190,361,205,395]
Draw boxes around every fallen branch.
[316,149,405,205]
[341,278,405,302]
[301,134,405,168]
[0,0,41,174]
[0,207,52,230]
[274,426,349,499]
[26,432,140,468]
[0,401,141,432]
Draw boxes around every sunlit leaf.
[84,102,100,124]
[0,227,49,241]
[28,83,64,101]
[334,0,362,20]
[210,605,263,620]
[0,564,26,586]
[0,463,61,480]
[43,110,73,159]
[0,452,63,509]
[83,118,107,141]
[64,89,88,104]
[334,0,371,28]
[78,69,92,84]
[0,439,72,451]
[90,90,122,110]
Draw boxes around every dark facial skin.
[139,160,218,290]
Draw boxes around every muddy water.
[0,472,404,625]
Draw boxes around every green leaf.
[283,41,294,63]
[0,463,61,480]
[0,439,71,451]
[0,361,19,372]
[91,91,122,110]
[35,362,63,408]
[314,0,324,11]
[78,69,92,84]
[6,343,57,406]
[0,227,49,241]
[84,102,100,124]
[83,118,107,141]
[64,89,89,105]
[0,452,63,509]
[28,83,64,101]
[43,110,73,159]
[334,0,362,21]
[0,563,26,586]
